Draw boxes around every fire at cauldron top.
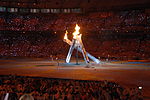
[63,24,101,64]
[64,24,82,40]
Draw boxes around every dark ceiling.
[0,0,150,10]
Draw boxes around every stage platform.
[0,58,150,98]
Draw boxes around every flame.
[64,30,68,40]
[73,24,81,39]
[64,24,81,40]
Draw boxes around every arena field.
[0,58,150,98]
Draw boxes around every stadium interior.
[0,0,150,100]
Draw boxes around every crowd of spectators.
[0,31,149,60]
[83,34,150,60]
[0,9,149,32]
[0,75,143,100]
[0,32,69,59]
[0,9,150,60]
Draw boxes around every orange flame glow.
[64,24,81,40]
[64,30,68,40]
[73,24,81,39]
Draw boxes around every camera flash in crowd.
[138,86,142,90]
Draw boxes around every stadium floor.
[0,58,150,98]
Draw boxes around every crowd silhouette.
[0,75,143,100]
